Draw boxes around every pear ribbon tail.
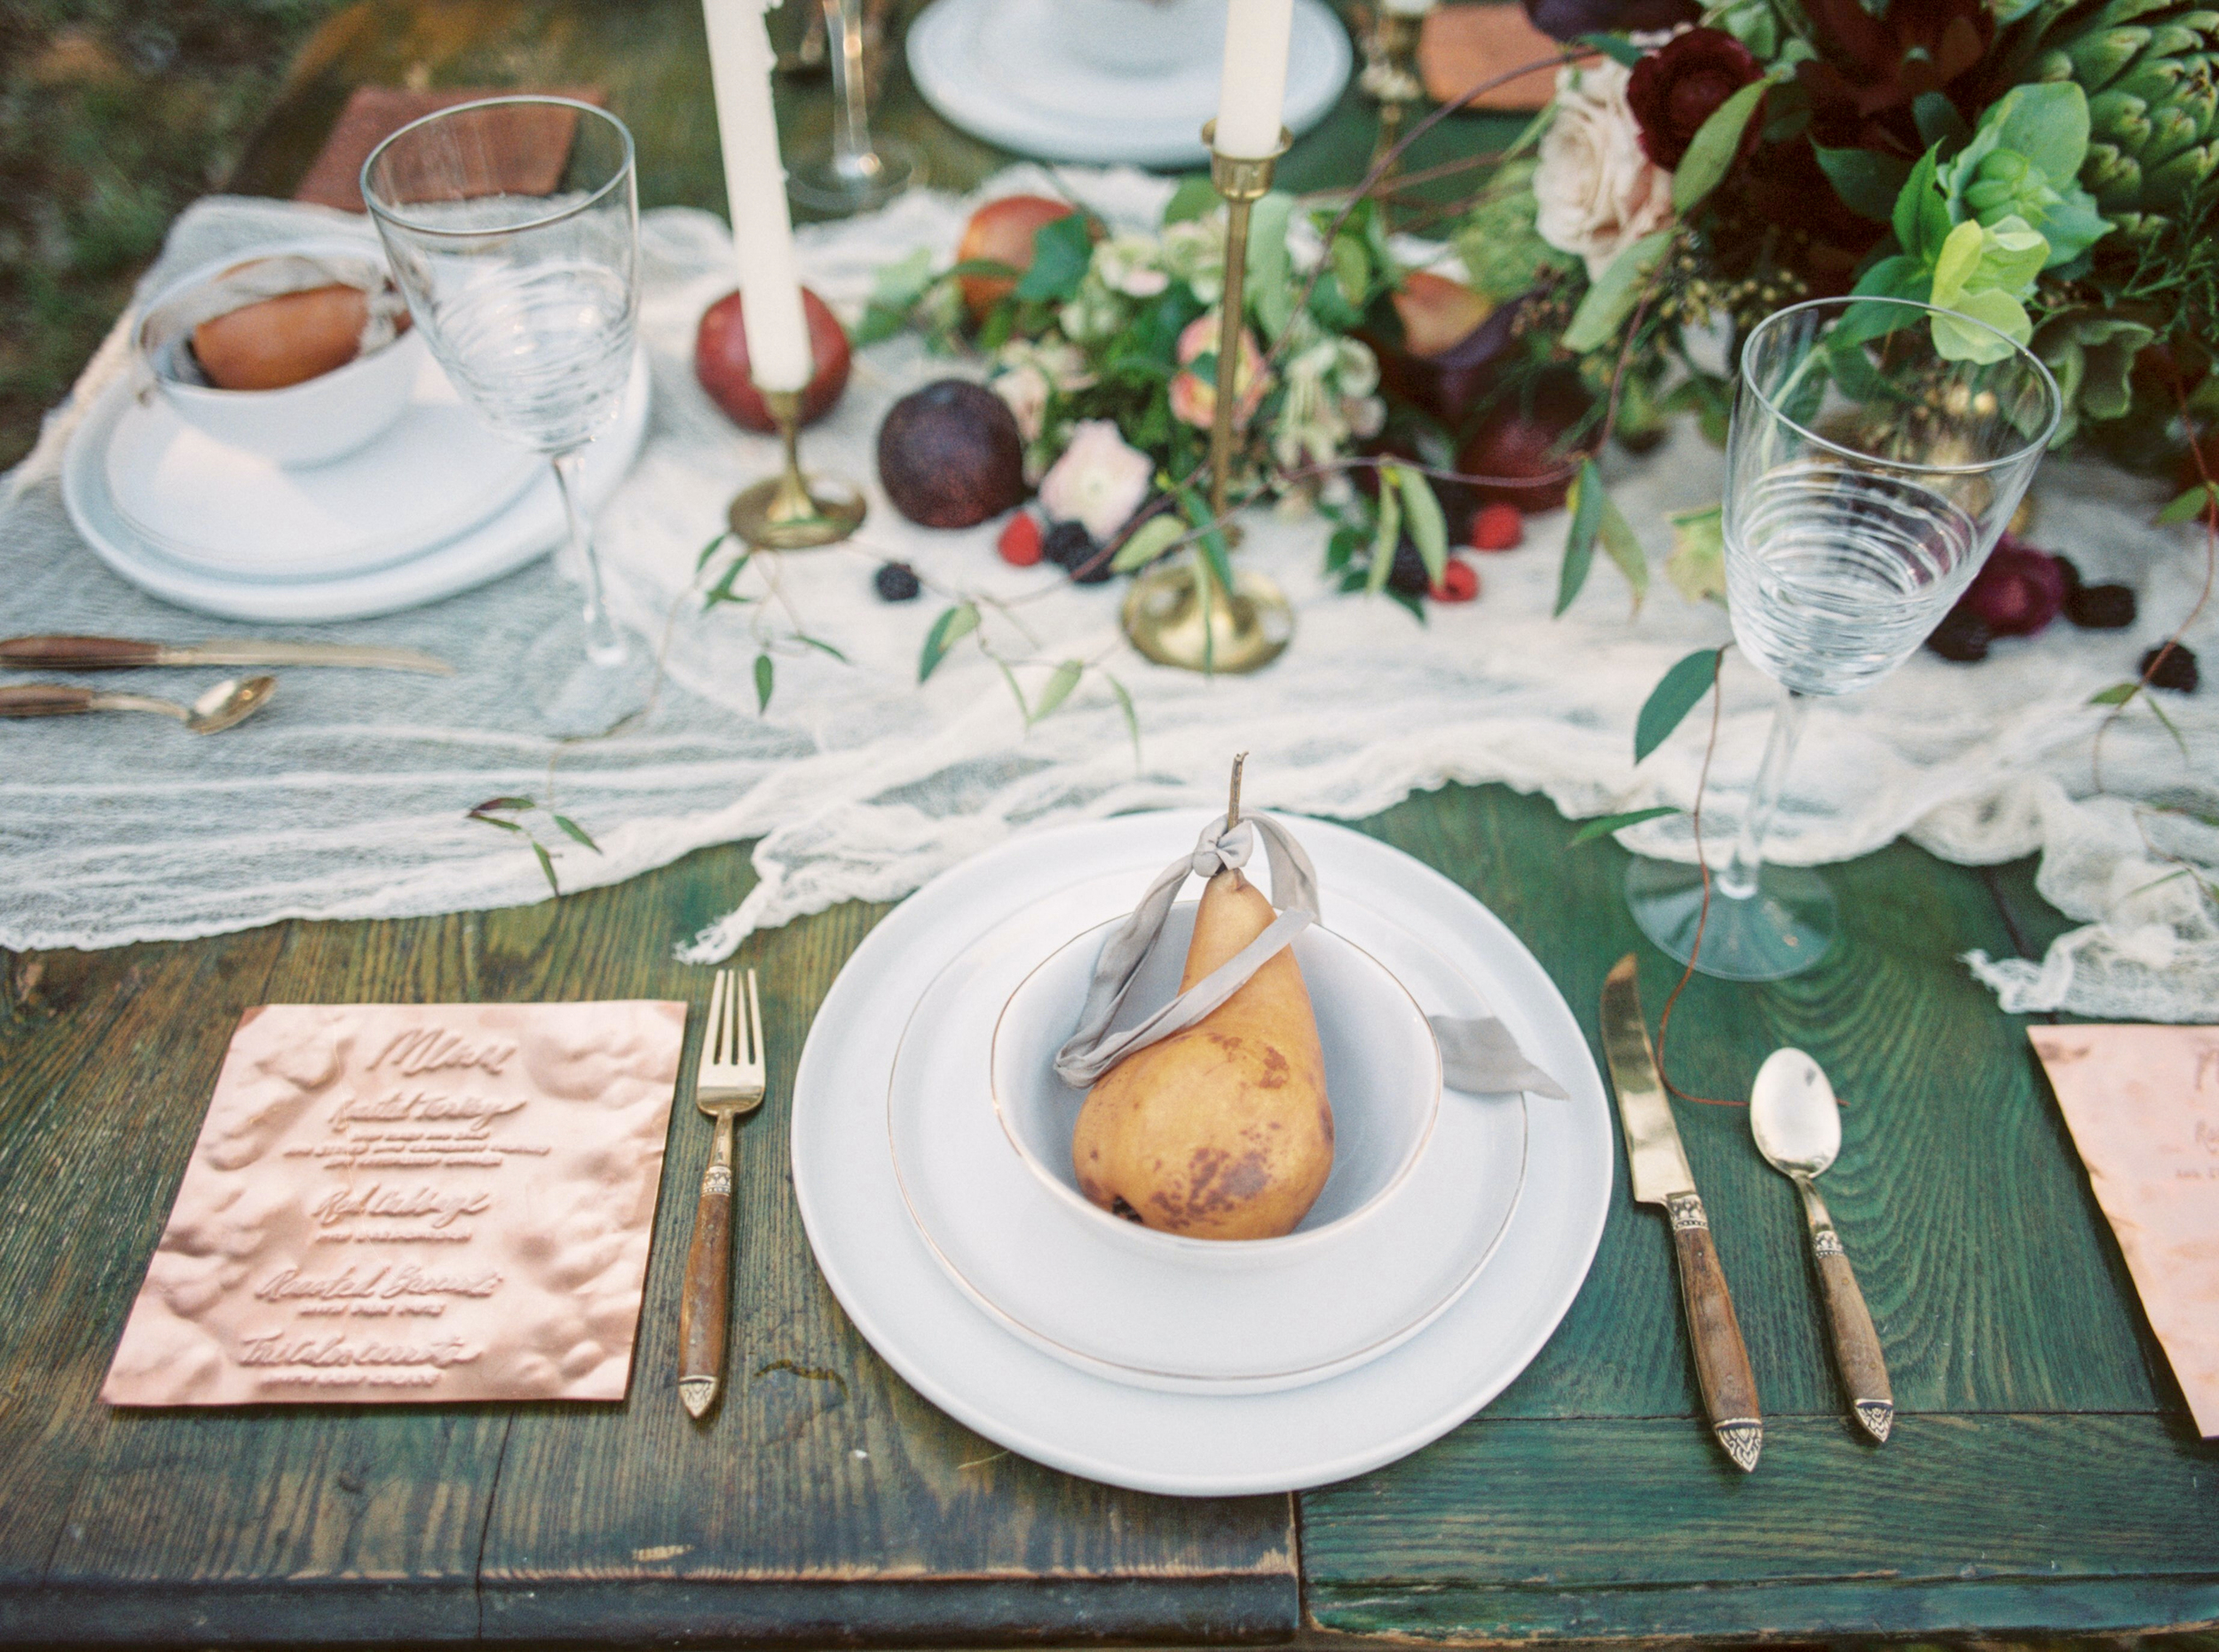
[1052,813,1570,1102]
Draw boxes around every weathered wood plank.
[1302,1414,2219,1643]
[1341,785,2163,1420]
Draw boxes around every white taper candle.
[701,0,813,391]
[1213,0,1296,158]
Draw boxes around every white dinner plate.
[908,0,1351,168]
[888,879,1528,1394]
[107,333,541,580]
[790,811,1614,1496]
[60,349,650,623]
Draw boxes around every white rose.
[1039,419,1154,542]
[1533,59,1673,283]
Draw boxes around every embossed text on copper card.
[103,1000,686,1406]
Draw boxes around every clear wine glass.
[361,97,648,731]
[786,0,921,214]
[1625,295,2062,981]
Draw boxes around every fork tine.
[704,969,728,1071]
[745,968,763,1073]
[715,969,735,1068]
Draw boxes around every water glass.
[1626,295,2062,980]
[362,97,645,728]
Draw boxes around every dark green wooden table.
[4,2,2215,1644]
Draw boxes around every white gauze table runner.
[2,173,2213,1022]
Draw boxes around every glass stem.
[552,449,626,668]
[1716,686,1806,902]
[825,0,875,177]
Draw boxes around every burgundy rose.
[1625,28,1765,172]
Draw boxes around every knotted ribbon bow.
[1054,814,1568,1101]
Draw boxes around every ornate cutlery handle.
[1797,1175,1892,1442]
[678,1111,737,1419]
[0,635,163,670]
[1664,1192,1763,1472]
[0,684,96,716]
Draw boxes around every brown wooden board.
[0,850,1295,1647]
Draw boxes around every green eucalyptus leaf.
[1248,192,1295,341]
[1397,467,1449,587]
[1367,473,1403,595]
[754,652,775,713]
[1814,145,1912,220]
[1562,228,1672,353]
[1569,805,1682,847]
[1163,175,1219,225]
[1111,513,1187,573]
[551,814,600,853]
[2089,680,2140,705]
[1104,670,1141,763]
[530,841,560,897]
[1635,647,1722,763]
[1555,460,1606,617]
[1671,80,1769,215]
[1598,491,1647,610]
[1031,660,1084,723]
[1666,504,1726,605]
[2157,482,2219,526]
[919,602,980,683]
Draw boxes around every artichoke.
[2003,0,2219,242]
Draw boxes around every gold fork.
[679,968,766,1419]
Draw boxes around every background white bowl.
[991,903,1441,1266]
[139,239,422,467]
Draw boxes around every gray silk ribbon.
[1053,814,1568,1102]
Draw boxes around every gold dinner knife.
[1600,954,1763,1472]
[0,633,453,676]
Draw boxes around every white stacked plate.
[791,811,1615,1496]
[61,347,651,623]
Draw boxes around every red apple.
[956,195,1077,320]
[1455,369,1592,512]
[694,287,851,431]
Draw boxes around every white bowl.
[990,902,1441,1267]
[138,240,423,468]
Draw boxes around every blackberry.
[2065,583,2136,628]
[873,562,921,602]
[2141,644,2199,692]
[1042,520,1093,567]
[1386,537,1432,596]
[2053,555,2083,596]
[1925,609,1992,662]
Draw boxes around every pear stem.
[1226,752,1247,830]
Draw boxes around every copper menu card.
[104,1000,685,1406]
[2030,1023,2219,1437]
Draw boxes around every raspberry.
[1430,560,1481,603]
[873,562,921,602]
[1925,609,1992,662]
[2141,644,2199,692]
[997,513,1043,567]
[2065,584,2136,628]
[1469,502,1524,551]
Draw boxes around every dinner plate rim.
[790,810,1614,1495]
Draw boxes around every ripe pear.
[1072,865,1333,1239]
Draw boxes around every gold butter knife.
[0,633,453,676]
[1600,954,1763,1472]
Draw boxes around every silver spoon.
[1749,1047,1894,1443]
[0,675,276,733]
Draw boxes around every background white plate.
[889,883,1524,1393]
[61,349,649,623]
[908,0,1352,167]
[791,811,1615,1496]
[107,335,540,580]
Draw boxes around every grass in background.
[0,0,345,471]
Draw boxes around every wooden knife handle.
[676,1114,735,1420]
[1664,1192,1763,1472]
[1798,1177,1893,1442]
[0,635,163,670]
[0,684,96,716]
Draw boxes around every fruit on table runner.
[956,195,1077,320]
[695,287,851,431]
[1072,763,1333,1241]
[876,379,1027,528]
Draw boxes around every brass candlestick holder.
[727,387,865,549]
[1361,6,1427,188]
[1121,121,1295,676]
